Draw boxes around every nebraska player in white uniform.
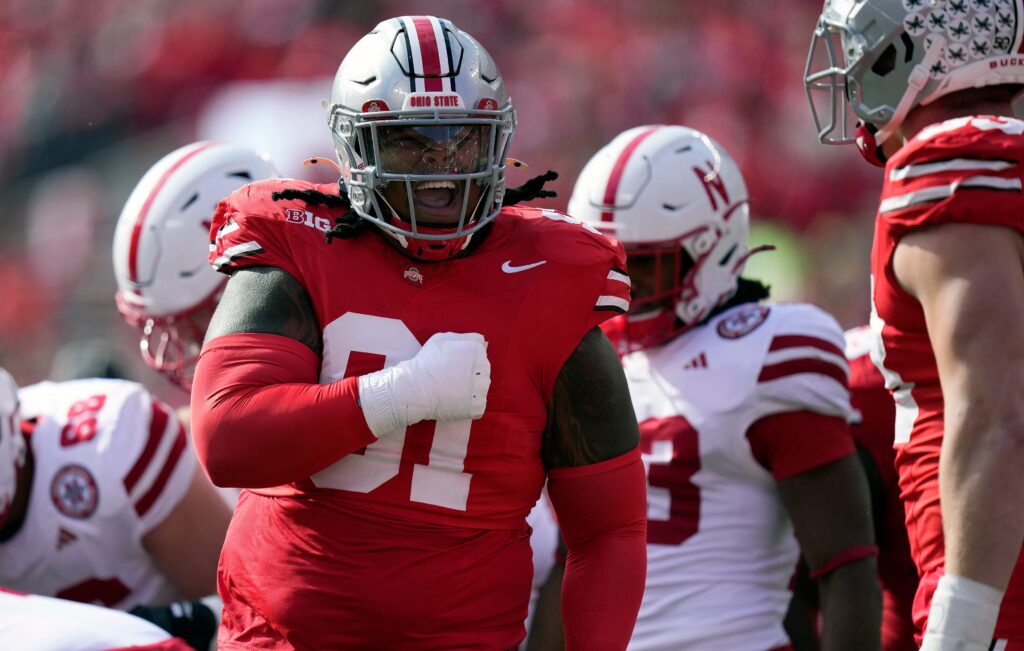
[808,2,1024,649]
[0,586,191,651]
[571,125,881,650]
[0,370,229,612]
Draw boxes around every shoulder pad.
[881,116,1024,232]
[503,206,626,269]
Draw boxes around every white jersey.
[626,303,855,651]
[1,379,195,610]
[0,587,183,651]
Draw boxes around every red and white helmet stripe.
[400,16,457,93]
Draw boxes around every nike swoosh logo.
[501,260,547,273]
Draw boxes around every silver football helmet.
[327,16,516,261]
[806,0,1024,159]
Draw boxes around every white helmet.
[113,141,277,390]
[806,0,1024,164]
[569,125,751,351]
[327,15,516,261]
[0,368,25,529]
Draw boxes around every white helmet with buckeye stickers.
[806,0,1024,165]
[327,15,517,261]
[112,141,277,390]
[569,125,752,352]
[0,368,25,530]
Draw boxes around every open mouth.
[414,180,460,213]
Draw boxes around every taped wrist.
[358,365,403,438]
[920,574,1003,651]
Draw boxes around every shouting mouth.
[413,180,463,221]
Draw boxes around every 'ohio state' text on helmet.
[112,141,277,390]
[569,125,751,353]
[327,15,516,261]
[806,0,1024,159]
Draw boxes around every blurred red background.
[0,0,880,402]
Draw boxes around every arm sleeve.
[756,304,855,421]
[119,392,196,535]
[547,447,647,651]
[747,411,856,480]
[190,333,378,488]
[882,121,1024,235]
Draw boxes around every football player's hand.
[358,332,491,437]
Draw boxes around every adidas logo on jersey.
[683,352,708,369]
[57,527,78,550]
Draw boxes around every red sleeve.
[547,448,647,651]
[881,120,1024,236]
[190,333,377,488]
[746,411,856,480]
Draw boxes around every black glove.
[130,599,217,651]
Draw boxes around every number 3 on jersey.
[641,415,701,546]
[311,312,475,511]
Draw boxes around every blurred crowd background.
[0,0,882,404]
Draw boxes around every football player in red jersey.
[807,2,1024,649]
[190,15,646,651]
[569,125,881,651]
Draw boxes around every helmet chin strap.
[872,35,948,149]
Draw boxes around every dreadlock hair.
[270,170,560,245]
[271,185,365,244]
[503,170,559,207]
[706,277,772,322]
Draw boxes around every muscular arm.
[541,327,639,469]
[142,465,232,598]
[191,266,377,487]
[542,328,646,651]
[779,454,881,651]
[204,265,322,352]
[893,222,1024,591]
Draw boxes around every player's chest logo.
[403,265,425,286]
[717,305,770,339]
[51,464,98,520]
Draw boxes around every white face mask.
[0,369,25,525]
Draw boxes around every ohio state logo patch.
[717,305,770,339]
[403,266,424,286]
[51,464,98,519]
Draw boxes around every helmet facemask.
[331,104,515,260]
[117,284,222,392]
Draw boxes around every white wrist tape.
[357,332,490,438]
[920,574,1003,651]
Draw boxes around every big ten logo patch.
[285,209,333,233]
[61,395,106,447]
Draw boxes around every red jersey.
[845,326,918,651]
[870,116,1024,641]
[207,180,630,650]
